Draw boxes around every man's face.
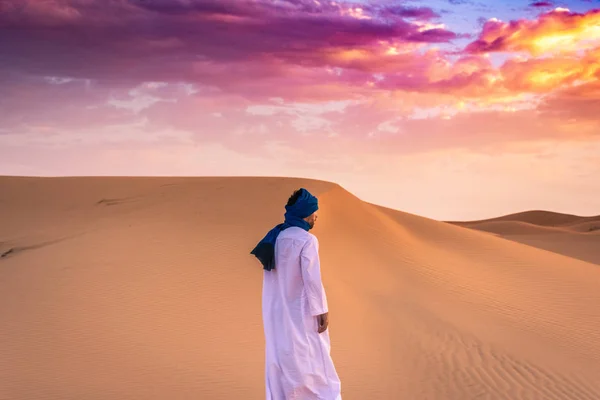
[305,211,318,229]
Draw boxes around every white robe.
[262,227,342,400]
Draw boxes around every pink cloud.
[538,81,600,120]
[0,74,133,132]
[379,6,440,20]
[8,0,596,110]
[0,0,457,83]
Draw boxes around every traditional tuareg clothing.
[251,188,342,400]
[251,188,319,271]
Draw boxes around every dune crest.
[1,176,599,399]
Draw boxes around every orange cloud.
[500,48,600,92]
[466,8,600,56]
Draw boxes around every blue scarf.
[251,188,318,271]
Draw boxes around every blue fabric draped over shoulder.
[251,188,318,271]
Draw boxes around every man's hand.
[317,312,329,333]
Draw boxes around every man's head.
[286,188,319,229]
[304,211,318,229]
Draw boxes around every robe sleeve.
[300,235,329,316]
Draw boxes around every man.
[251,188,342,400]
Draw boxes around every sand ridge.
[447,210,600,265]
[449,210,600,229]
[1,176,599,399]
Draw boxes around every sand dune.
[447,220,570,236]
[451,210,600,229]
[1,176,599,400]
[447,211,600,265]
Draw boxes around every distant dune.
[1,176,599,399]
[448,211,600,265]
[450,210,600,229]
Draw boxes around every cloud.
[0,73,134,132]
[529,1,553,8]
[466,8,600,56]
[0,0,457,84]
[500,49,600,92]
[378,6,440,21]
[12,0,597,106]
[448,0,474,4]
[1,0,600,165]
[538,80,600,121]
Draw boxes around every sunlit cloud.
[466,8,600,56]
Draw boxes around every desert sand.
[1,176,599,400]
[449,211,600,266]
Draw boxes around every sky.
[1,0,599,220]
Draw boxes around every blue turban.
[251,188,319,271]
